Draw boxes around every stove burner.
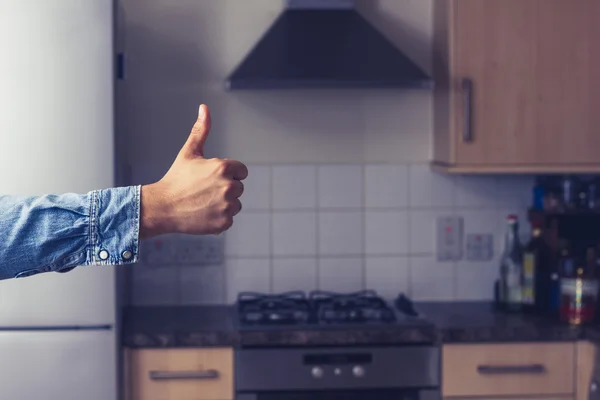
[237,291,310,326]
[310,290,397,324]
[237,290,409,327]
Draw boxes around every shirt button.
[121,250,133,260]
[98,250,109,260]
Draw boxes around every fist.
[140,105,248,238]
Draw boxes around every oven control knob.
[311,367,324,378]
[352,365,365,377]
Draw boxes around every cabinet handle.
[462,78,473,142]
[149,369,220,380]
[477,364,546,375]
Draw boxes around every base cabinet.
[443,342,594,400]
[124,347,234,400]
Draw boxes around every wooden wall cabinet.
[433,0,600,174]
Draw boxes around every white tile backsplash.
[365,257,410,300]
[318,211,363,255]
[130,264,180,305]
[318,257,364,292]
[180,265,225,304]
[455,176,498,208]
[241,165,271,210]
[409,209,455,254]
[225,212,271,257]
[410,256,456,301]
[130,162,531,305]
[409,164,455,208]
[226,258,271,302]
[272,212,317,256]
[365,164,409,208]
[272,165,317,209]
[365,210,409,255]
[318,165,364,208]
[272,258,318,292]
[455,260,497,301]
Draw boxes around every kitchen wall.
[121,0,533,305]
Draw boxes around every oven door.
[237,389,440,400]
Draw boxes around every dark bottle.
[551,241,573,315]
[522,221,550,313]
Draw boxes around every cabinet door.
[534,0,600,166]
[128,348,234,400]
[452,0,600,167]
[453,0,539,166]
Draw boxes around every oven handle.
[477,364,546,375]
[149,369,220,380]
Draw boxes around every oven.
[235,346,441,400]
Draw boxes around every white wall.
[122,0,534,305]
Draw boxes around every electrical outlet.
[141,234,224,266]
[141,236,175,265]
[466,233,494,261]
[175,235,224,266]
[436,216,464,262]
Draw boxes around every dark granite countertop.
[122,302,600,348]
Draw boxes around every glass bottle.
[499,215,524,312]
[522,221,545,313]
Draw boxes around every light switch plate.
[436,216,464,262]
[466,233,494,261]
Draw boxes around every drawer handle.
[149,370,220,380]
[462,78,473,142]
[477,364,546,375]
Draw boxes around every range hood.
[225,0,433,90]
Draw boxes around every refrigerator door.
[0,266,115,326]
[0,329,116,400]
[0,0,115,196]
[0,0,116,326]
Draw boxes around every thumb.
[182,104,211,158]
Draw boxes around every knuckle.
[222,202,233,214]
[214,159,228,175]
[215,216,233,232]
[223,181,236,196]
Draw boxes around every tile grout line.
[267,165,274,293]
[406,164,413,298]
[361,163,367,290]
[314,164,321,289]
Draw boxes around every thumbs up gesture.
[139,104,248,238]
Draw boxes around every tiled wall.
[130,163,533,304]
[123,0,534,305]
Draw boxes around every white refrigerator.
[0,1,118,399]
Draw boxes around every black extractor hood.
[224,0,433,90]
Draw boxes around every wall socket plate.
[466,233,493,261]
[436,215,464,262]
[141,234,224,266]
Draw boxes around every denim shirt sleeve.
[0,185,141,280]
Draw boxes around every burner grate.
[236,290,406,327]
[310,290,397,324]
[237,291,311,326]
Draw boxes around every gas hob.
[235,290,428,330]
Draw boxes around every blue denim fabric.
[0,185,141,280]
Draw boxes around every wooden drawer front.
[442,343,575,397]
[129,348,233,400]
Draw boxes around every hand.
[139,104,248,239]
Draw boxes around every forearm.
[0,186,141,280]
